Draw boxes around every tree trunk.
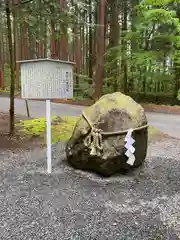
[6,0,15,134]
[0,36,5,89]
[44,20,47,58]
[94,0,105,100]
[121,0,128,94]
[129,0,139,91]
[12,0,19,90]
[60,0,68,60]
[108,0,120,91]
[81,24,85,73]
[73,7,81,88]
[50,20,56,58]
[20,23,23,59]
[174,8,180,98]
[92,3,98,69]
[23,22,29,59]
[88,0,93,84]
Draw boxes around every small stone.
[112,222,117,226]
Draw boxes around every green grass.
[0,88,9,93]
[16,116,79,144]
[148,125,161,139]
[16,116,161,144]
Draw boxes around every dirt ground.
[0,112,44,150]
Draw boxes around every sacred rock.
[66,92,148,177]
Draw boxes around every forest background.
[0,0,180,106]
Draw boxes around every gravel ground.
[1,138,180,240]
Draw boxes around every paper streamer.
[124,128,135,166]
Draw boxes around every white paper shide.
[124,128,135,166]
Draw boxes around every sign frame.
[18,58,75,100]
[18,58,75,174]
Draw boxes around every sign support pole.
[46,99,52,173]
[18,59,75,174]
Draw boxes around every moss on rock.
[72,92,146,142]
[66,92,149,176]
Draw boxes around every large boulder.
[66,92,148,176]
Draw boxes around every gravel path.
[1,137,180,239]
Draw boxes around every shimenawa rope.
[82,111,148,156]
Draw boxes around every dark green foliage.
[105,0,180,101]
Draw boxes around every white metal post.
[46,100,52,173]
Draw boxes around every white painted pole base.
[46,100,52,174]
